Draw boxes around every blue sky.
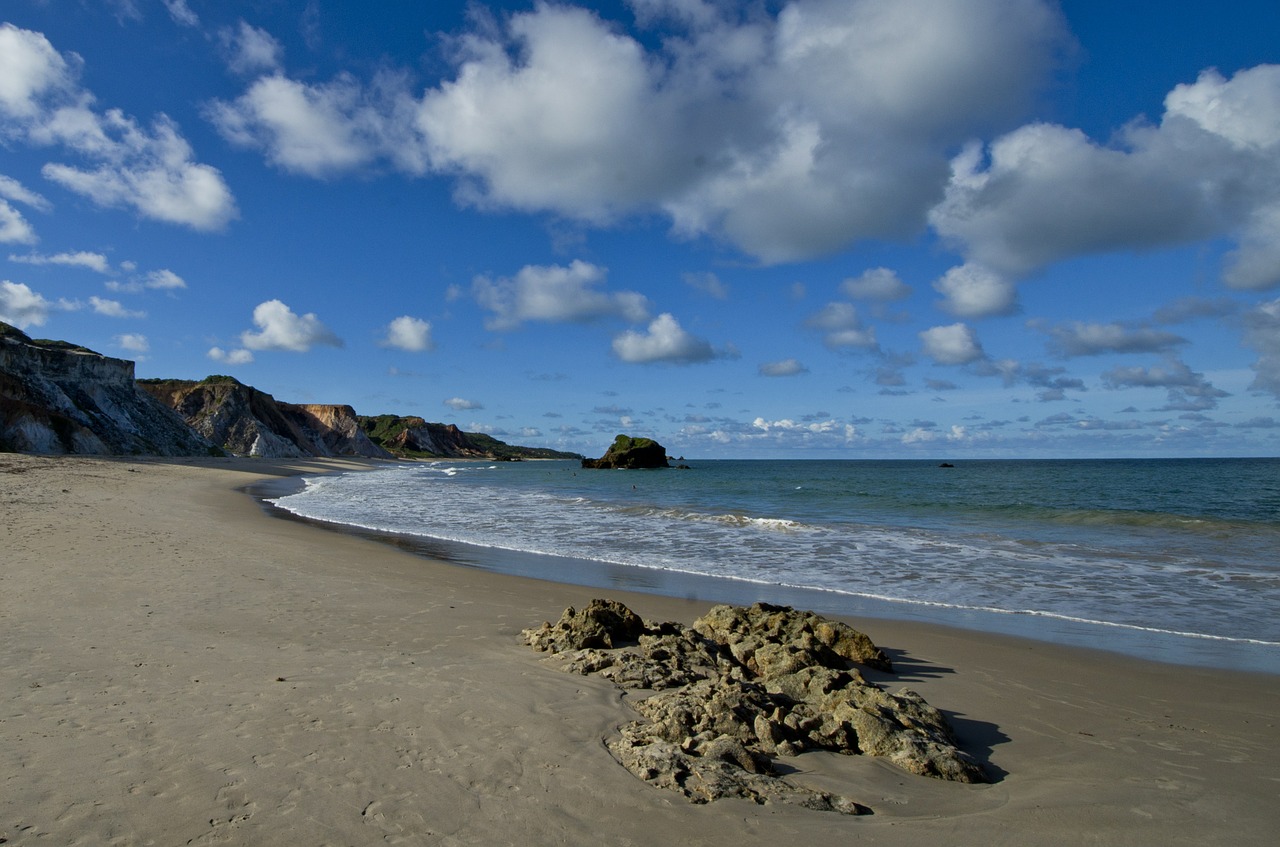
[2,0,1279,459]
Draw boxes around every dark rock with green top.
[581,434,670,469]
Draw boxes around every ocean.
[264,457,1280,674]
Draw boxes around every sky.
[2,1,1280,459]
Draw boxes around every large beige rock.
[693,601,892,673]
[521,598,645,653]
[556,628,722,690]
[611,735,868,814]
[524,599,989,815]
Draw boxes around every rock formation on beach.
[0,322,214,456]
[581,434,670,469]
[523,600,987,814]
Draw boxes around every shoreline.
[3,453,1278,845]
[255,460,1280,676]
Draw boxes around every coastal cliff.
[0,322,214,456]
[3,321,581,461]
[290,404,392,459]
[359,415,581,460]
[139,378,392,459]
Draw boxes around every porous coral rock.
[609,736,868,814]
[557,627,721,690]
[520,598,645,652]
[693,602,892,673]
[524,598,988,815]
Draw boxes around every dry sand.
[2,453,1277,846]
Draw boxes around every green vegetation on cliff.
[359,414,581,460]
[581,434,670,469]
[461,430,581,461]
[4,322,577,460]
[2,321,101,356]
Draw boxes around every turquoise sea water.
[267,458,1280,673]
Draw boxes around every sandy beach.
[2,454,1278,846]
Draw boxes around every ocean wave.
[265,461,1280,650]
[579,499,818,533]
[654,507,813,533]
[786,586,1280,647]
[968,502,1279,535]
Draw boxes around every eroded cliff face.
[364,416,490,458]
[140,379,393,459]
[0,322,213,456]
[357,414,580,460]
[140,378,304,458]
[280,404,391,459]
[3,321,576,461]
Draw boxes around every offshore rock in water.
[580,434,670,469]
[521,600,989,815]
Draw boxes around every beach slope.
[2,454,1276,845]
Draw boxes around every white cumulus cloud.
[444,397,482,411]
[804,301,878,350]
[0,279,52,328]
[473,260,649,331]
[0,174,50,244]
[920,322,985,365]
[207,71,427,177]
[163,0,199,28]
[1041,321,1186,357]
[10,250,111,273]
[105,268,187,293]
[933,263,1016,318]
[114,332,148,354]
[141,269,185,290]
[0,23,236,231]
[1243,297,1280,398]
[209,1,1068,262]
[207,346,254,365]
[611,312,716,364]
[1101,357,1229,411]
[759,358,808,377]
[0,279,77,328]
[239,299,342,352]
[380,315,434,352]
[0,174,52,212]
[0,23,75,121]
[218,21,280,76]
[751,416,856,443]
[930,64,1280,295]
[841,267,910,301]
[0,201,36,244]
[89,295,145,318]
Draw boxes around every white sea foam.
[267,459,1280,654]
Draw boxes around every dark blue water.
[269,458,1280,673]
